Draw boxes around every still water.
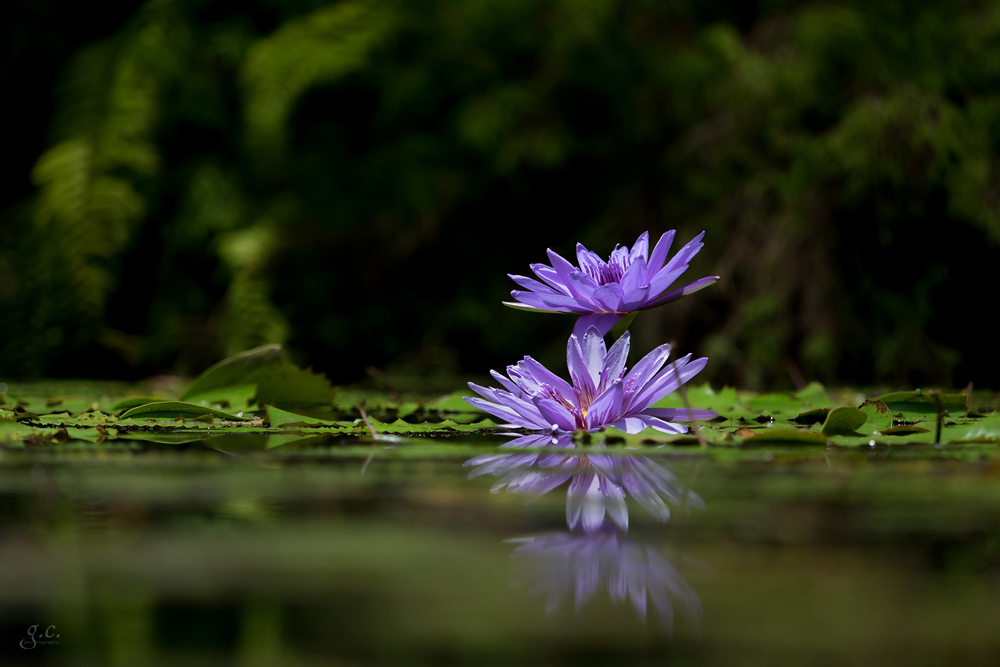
[2,433,1000,665]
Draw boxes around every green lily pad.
[121,401,250,421]
[185,384,258,410]
[746,394,803,415]
[112,397,162,412]
[875,391,967,415]
[266,405,341,428]
[742,428,829,445]
[822,407,868,436]
[181,344,333,407]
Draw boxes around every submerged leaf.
[741,428,828,444]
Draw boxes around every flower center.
[582,259,628,286]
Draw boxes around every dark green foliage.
[2,0,999,387]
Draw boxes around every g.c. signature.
[20,625,60,649]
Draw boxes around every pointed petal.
[621,285,650,311]
[642,407,717,421]
[647,230,676,273]
[609,417,649,434]
[620,254,647,293]
[622,343,671,398]
[585,382,624,429]
[600,332,630,387]
[628,231,649,264]
[508,273,560,295]
[629,356,708,412]
[521,356,576,403]
[580,326,607,384]
[566,334,597,400]
[643,275,719,309]
[530,263,572,294]
[533,397,577,431]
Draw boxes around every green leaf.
[746,393,803,415]
[112,397,161,412]
[875,391,968,415]
[266,405,340,428]
[822,406,868,435]
[121,401,249,421]
[742,428,828,445]
[184,384,258,410]
[795,382,832,409]
[180,344,333,406]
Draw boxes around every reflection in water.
[466,434,703,631]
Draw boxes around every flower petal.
[592,283,624,311]
[508,273,560,295]
[620,254,647,294]
[629,355,708,413]
[628,231,649,265]
[643,275,719,309]
[601,332,630,387]
[647,230,676,273]
[609,417,649,434]
[533,397,577,431]
[566,334,597,400]
[521,356,577,403]
[585,381,624,429]
[572,313,624,338]
[580,326,607,384]
[642,407,717,422]
[621,343,671,398]
[530,263,572,295]
[647,231,705,297]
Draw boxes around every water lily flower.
[466,433,705,533]
[465,326,714,434]
[505,230,719,337]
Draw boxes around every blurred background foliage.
[2,0,999,389]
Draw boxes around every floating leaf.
[180,344,333,406]
[266,405,341,428]
[875,391,967,415]
[741,428,828,445]
[121,401,249,421]
[746,394,802,415]
[185,384,258,410]
[822,407,868,435]
[112,396,161,412]
[795,382,832,409]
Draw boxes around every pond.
[2,373,1000,665]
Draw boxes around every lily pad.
[266,405,341,428]
[121,401,250,421]
[821,407,868,436]
[180,344,333,407]
[875,391,967,415]
[742,428,828,445]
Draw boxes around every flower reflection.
[466,433,703,631]
[507,522,701,632]
[465,433,704,533]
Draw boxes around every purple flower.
[466,433,705,533]
[505,230,719,337]
[465,326,715,434]
[507,525,702,632]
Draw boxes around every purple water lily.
[505,230,719,337]
[465,326,714,434]
[466,433,705,533]
[508,524,702,632]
